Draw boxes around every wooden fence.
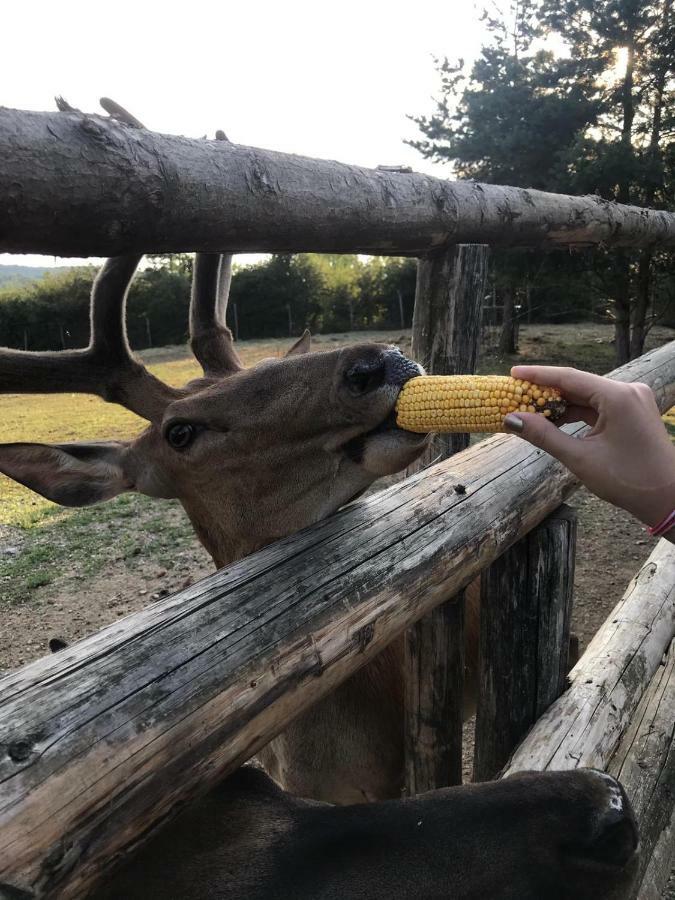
[0,105,674,899]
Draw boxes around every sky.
[1,0,487,269]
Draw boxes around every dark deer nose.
[345,349,422,396]
[586,774,639,868]
[384,349,423,387]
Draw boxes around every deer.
[0,247,485,803]
[0,101,480,805]
[96,764,639,900]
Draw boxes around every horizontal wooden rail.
[4,107,675,256]
[0,342,673,898]
[610,638,675,898]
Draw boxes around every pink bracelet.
[648,509,675,537]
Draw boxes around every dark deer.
[97,766,639,900]
[0,103,483,805]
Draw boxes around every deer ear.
[0,442,134,507]
[286,329,311,356]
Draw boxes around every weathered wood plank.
[0,344,673,898]
[637,808,675,900]
[532,508,577,719]
[5,107,675,256]
[503,538,675,776]
[404,244,488,795]
[474,506,577,780]
[404,594,466,792]
[608,640,675,900]
[410,244,490,462]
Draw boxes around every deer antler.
[101,102,241,377]
[0,254,181,422]
[0,100,182,423]
[189,130,243,377]
[0,100,242,421]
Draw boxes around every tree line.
[0,254,417,352]
[409,0,675,362]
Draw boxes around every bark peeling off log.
[4,107,675,255]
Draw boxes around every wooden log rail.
[0,342,672,899]
[5,106,675,256]
[503,539,675,899]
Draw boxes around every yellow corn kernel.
[395,375,566,433]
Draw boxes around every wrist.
[646,508,675,538]
[627,485,675,530]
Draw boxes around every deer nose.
[383,349,424,387]
[587,774,639,867]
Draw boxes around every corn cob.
[395,375,566,433]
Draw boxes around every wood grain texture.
[405,593,466,794]
[4,108,675,256]
[608,641,675,900]
[0,343,673,898]
[404,245,488,795]
[410,244,490,462]
[503,539,675,776]
[474,506,576,781]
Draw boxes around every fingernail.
[504,414,524,433]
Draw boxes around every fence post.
[404,243,489,795]
[474,504,577,781]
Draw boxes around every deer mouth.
[341,405,429,465]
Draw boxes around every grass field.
[0,323,673,611]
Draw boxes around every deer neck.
[184,511,267,569]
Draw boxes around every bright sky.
[1,0,486,268]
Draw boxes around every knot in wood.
[355,622,375,652]
[8,739,33,762]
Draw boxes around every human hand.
[503,366,675,530]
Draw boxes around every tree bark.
[630,3,670,360]
[4,107,675,256]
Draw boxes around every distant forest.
[1,244,672,356]
[0,254,418,352]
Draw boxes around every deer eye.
[165,422,198,450]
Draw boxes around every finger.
[510,365,612,407]
[504,412,586,470]
[557,404,599,427]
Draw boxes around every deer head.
[0,251,428,566]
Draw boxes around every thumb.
[504,412,583,470]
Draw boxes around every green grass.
[0,492,196,605]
